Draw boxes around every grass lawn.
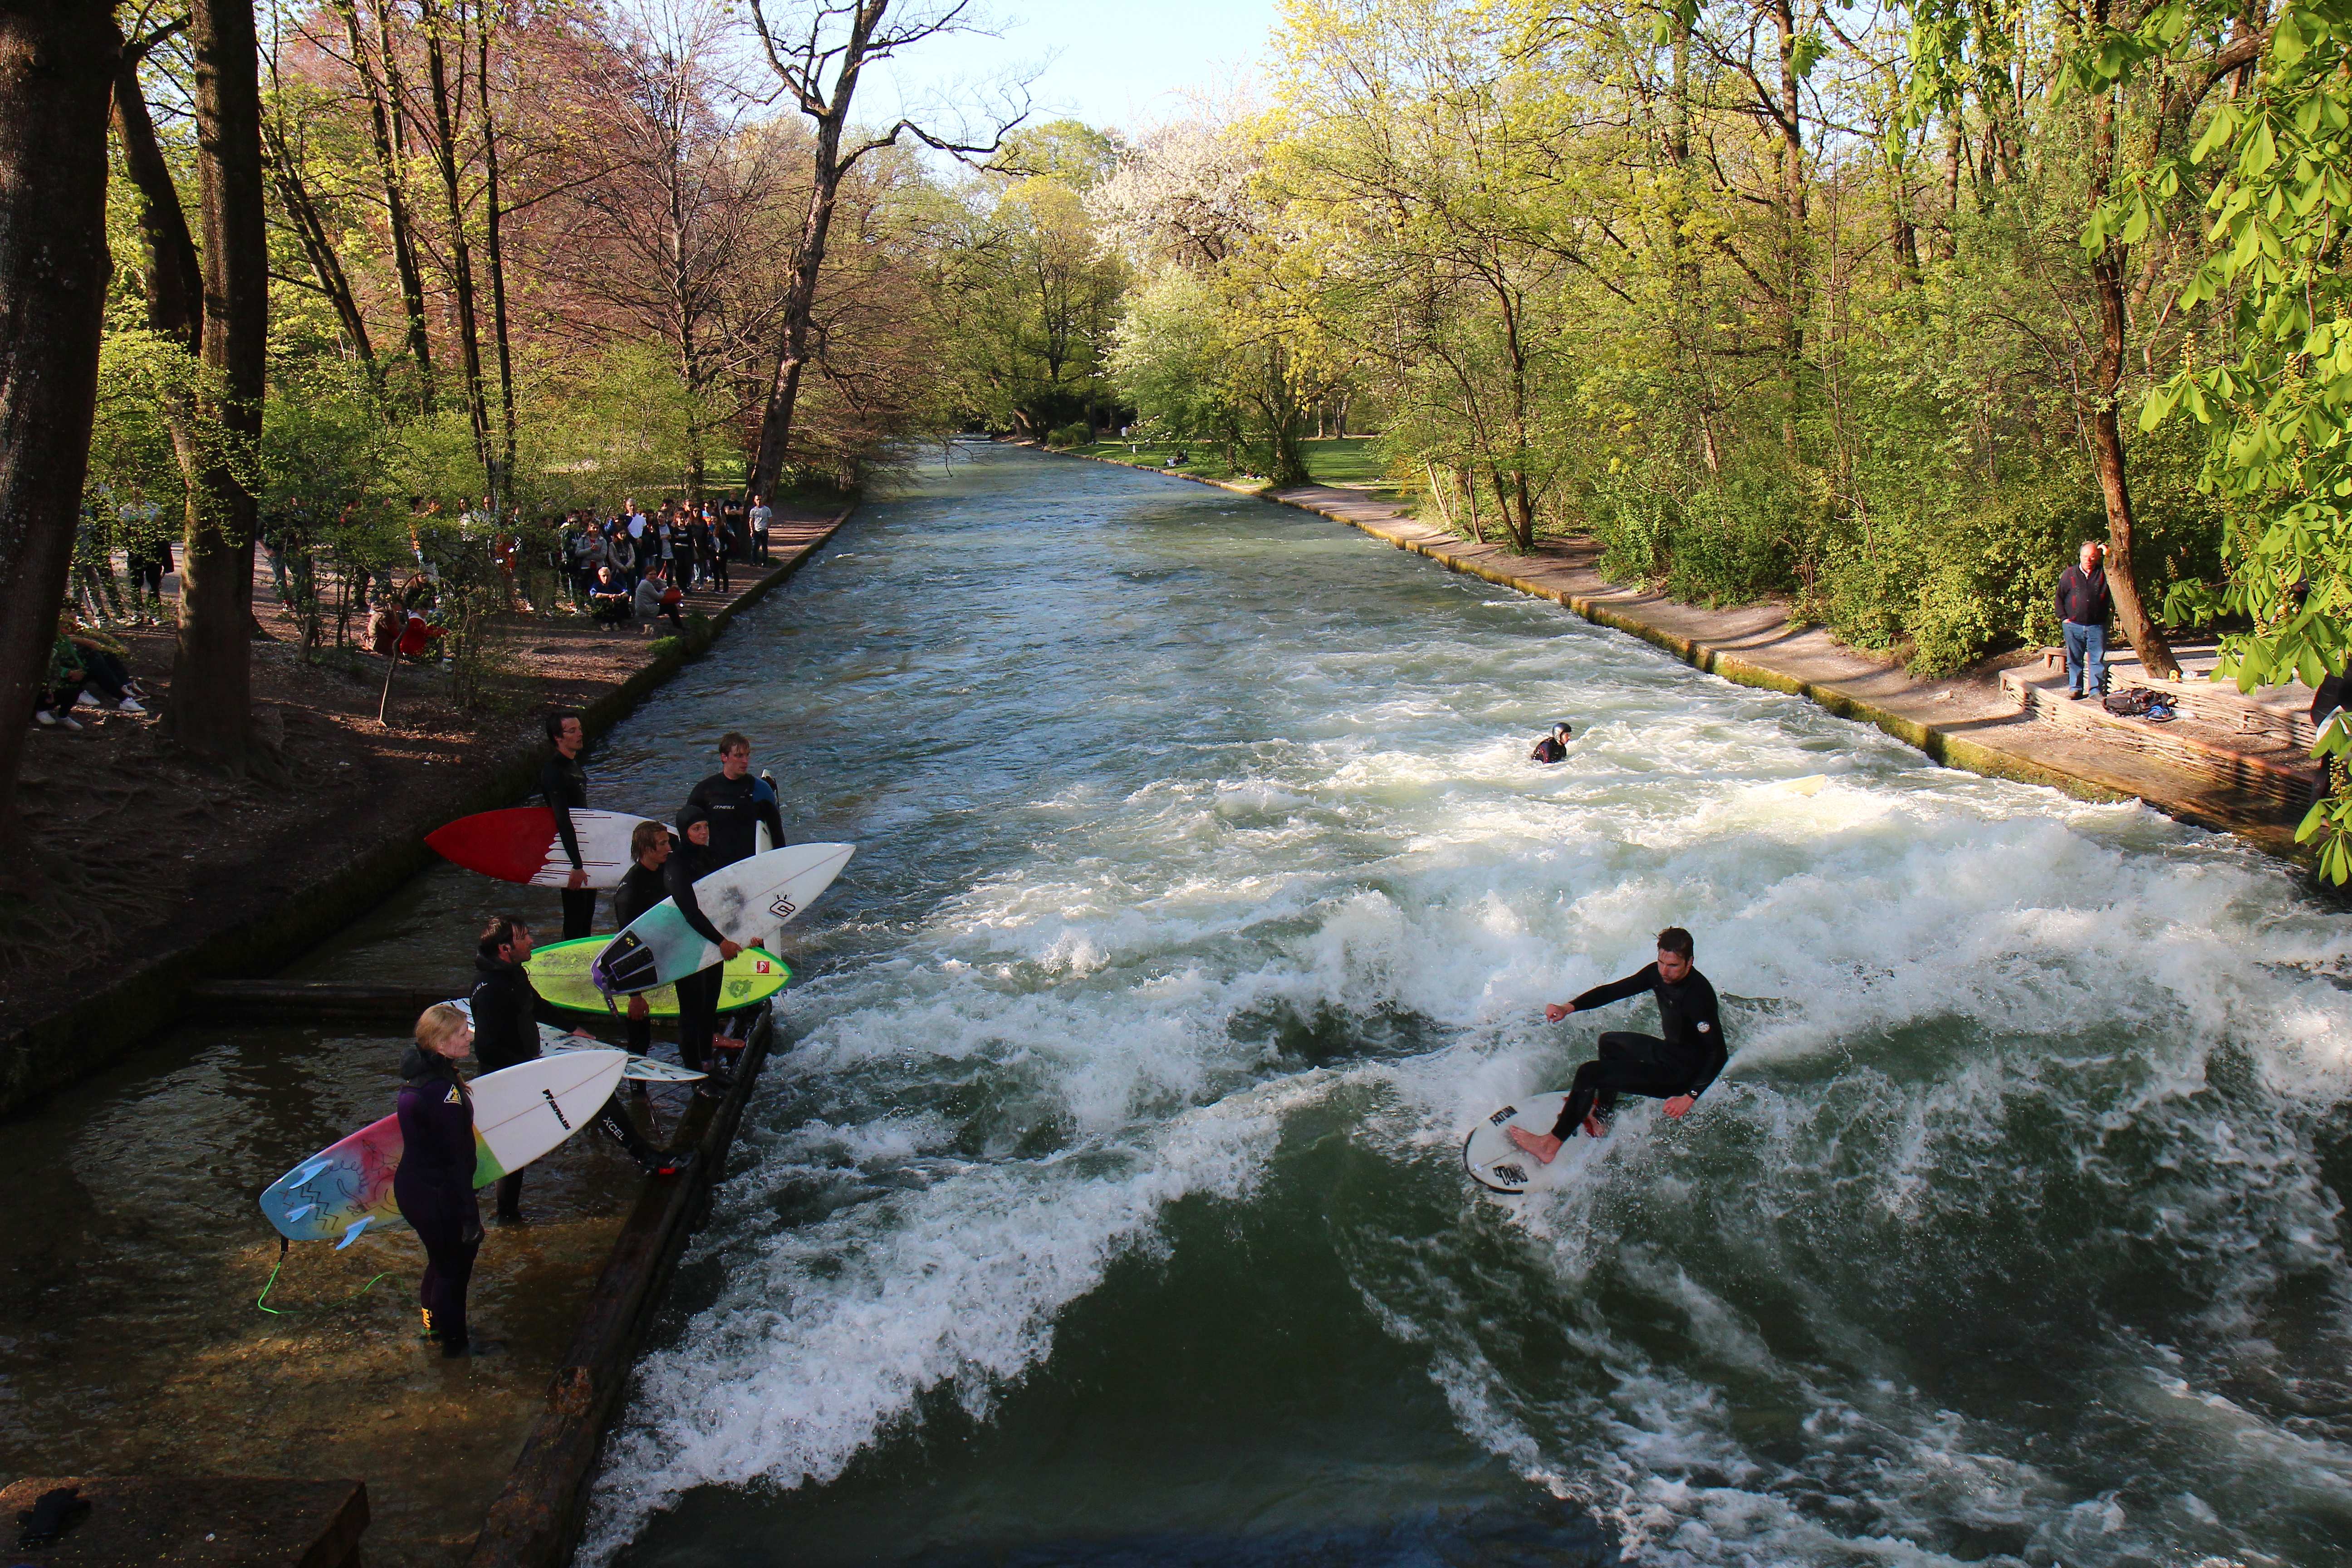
[1068,435,1402,498]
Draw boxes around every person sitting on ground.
[590,564,632,629]
[1530,721,1573,764]
[632,565,678,633]
[1506,926,1727,1164]
[33,624,89,730]
[64,613,145,713]
[1166,449,1188,468]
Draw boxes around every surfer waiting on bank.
[1506,926,1725,1164]
[398,1004,497,1358]
[686,732,786,867]
[667,804,751,1080]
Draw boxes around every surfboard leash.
[255,1236,391,1316]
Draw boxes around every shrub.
[1046,423,1089,449]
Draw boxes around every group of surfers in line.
[394,715,786,1360]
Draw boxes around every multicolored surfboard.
[593,843,853,995]
[522,936,790,1018]
[257,1050,628,1246]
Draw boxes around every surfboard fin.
[335,1216,373,1250]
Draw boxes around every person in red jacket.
[2058,540,2113,700]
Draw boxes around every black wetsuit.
[1531,736,1567,764]
[472,951,657,1215]
[663,840,730,1072]
[682,770,784,868]
[612,858,669,1060]
[393,1045,480,1354]
[540,750,596,939]
[1547,963,1728,1139]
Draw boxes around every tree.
[164,0,271,769]
[0,0,119,850]
[741,0,1026,502]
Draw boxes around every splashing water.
[583,444,2352,1566]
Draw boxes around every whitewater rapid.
[583,444,2352,1566]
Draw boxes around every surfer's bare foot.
[1582,1113,1607,1139]
[1506,1126,1564,1164]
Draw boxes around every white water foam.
[583,453,2352,1565]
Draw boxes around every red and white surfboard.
[425,806,655,889]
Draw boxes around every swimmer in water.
[1507,926,1724,1163]
[1529,721,1573,764]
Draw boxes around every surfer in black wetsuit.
[396,1003,496,1358]
[612,820,675,1084]
[541,710,596,939]
[684,732,785,868]
[666,805,744,1078]
[1530,722,1573,764]
[1507,926,1726,1165]
[470,915,689,1222]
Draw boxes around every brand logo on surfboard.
[767,895,798,920]
[541,1088,573,1130]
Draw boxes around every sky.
[859,0,1281,137]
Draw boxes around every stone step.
[1999,656,2322,814]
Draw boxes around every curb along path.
[1039,442,2313,863]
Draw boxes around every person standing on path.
[540,710,598,939]
[2059,540,2114,701]
[395,1003,496,1358]
[1506,927,1727,1163]
[748,494,773,562]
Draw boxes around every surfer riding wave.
[1507,926,1725,1163]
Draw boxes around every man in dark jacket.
[1508,926,1728,1163]
[469,915,686,1222]
[2058,540,2113,700]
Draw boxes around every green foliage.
[1046,422,1090,449]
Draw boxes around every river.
[505,442,2352,1566]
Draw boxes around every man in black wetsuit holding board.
[540,710,595,939]
[684,731,785,868]
[1508,926,1726,1163]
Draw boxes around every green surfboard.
[524,936,792,1017]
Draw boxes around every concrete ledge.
[466,1006,779,1568]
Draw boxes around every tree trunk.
[419,0,490,470]
[478,9,516,483]
[1772,0,1807,457]
[338,0,433,405]
[263,116,379,382]
[167,0,269,768]
[0,0,117,851]
[746,1,886,504]
[112,41,201,351]
[2085,55,2180,680]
